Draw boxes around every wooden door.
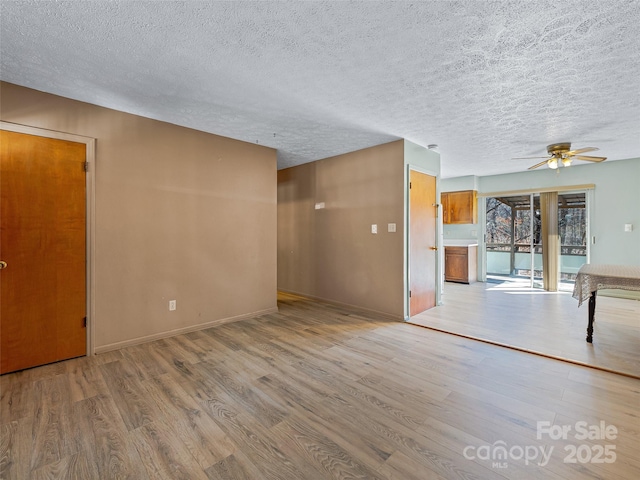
[409,170,437,316]
[1,130,87,374]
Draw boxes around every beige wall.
[1,82,277,351]
[278,140,405,318]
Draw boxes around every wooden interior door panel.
[1,130,86,373]
[409,170,437,316]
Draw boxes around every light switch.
[315,202,325,210]
[388,223,396,233]
[624,224,633,232]
[371,224,378,234]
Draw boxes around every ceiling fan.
[514,142,607,170]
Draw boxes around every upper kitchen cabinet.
[442,190,477,224]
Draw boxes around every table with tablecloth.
[573,264,640,342]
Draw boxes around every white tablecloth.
[572,264,640,306]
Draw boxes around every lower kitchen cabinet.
[444,245,478,284]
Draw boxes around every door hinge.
[409,182,412,189]
[83,317,87,328]
[409,290,412,297]
[83,162,89,172]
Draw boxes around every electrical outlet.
[371,224,378,234]
[169,300,176,311]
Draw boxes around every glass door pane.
[486,194,537,287]
[558,192,587,291]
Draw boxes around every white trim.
[1,121,97,356]
[586,188,594,264]
[477,196,487,282]
[478,184,595,198]
[529,193,535,288]
[94,307,279,354]
[1,121,95,143]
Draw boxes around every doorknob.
[430,246,438,251]
[0,261,7,269]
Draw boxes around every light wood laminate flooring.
[2,292,639,479]
[410,281,640,378]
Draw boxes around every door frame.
[1,121,97,356]
[405,165,442,320]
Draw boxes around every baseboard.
[598,289,640,301]
[94,306,279,354]
[277,289,403,322]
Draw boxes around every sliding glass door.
[485,191,587,290]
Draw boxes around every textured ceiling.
[1,1,639,178]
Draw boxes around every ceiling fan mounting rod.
[547,142,572,155]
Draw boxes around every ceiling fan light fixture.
[518,143,605,170]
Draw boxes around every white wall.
[404,141,441,176]
[441,175,478,191]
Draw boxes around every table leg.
[586,290,596,343]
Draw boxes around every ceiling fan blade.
[566,147,598,156]
[528,160,549,170]
[513,156,549,160]
[574,155,606,162]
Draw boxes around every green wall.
[441,158,640,299]
[477,157,640,266]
